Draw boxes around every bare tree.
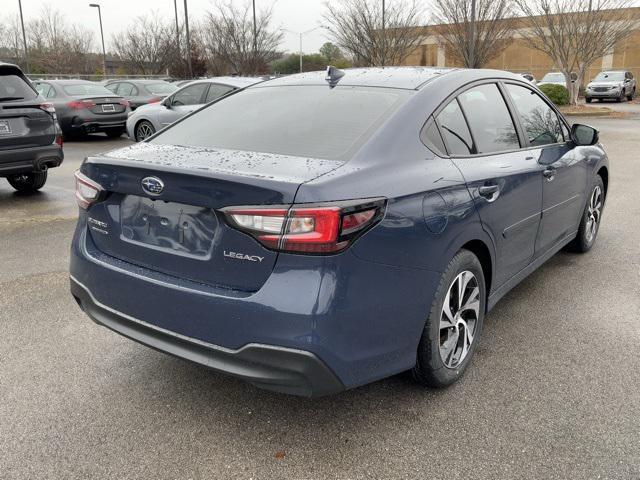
[0,16,27,67]
[432,0,515,68]
[27,5,96,74]
[201,1,283,75]
[323,0,426,67]
[514,0,640,105]
[111,14,176,75]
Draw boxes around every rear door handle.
[478,184,499,196]
[543,167,556,181]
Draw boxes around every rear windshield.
[63,84,115,96]
[0,74,37,102]
[151,86,409,160]
[144,83,177,95]
[594,72,624,81]
[542,73,565,82]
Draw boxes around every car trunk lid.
[80,142,342,291]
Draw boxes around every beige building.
[403,8,640,82]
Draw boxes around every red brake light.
[39,102,56,114]
[67,99,96,110]
[74,171,103,209]
[118,99,130,108]
[222,199,385,254]
[55,134,63,148]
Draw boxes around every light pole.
[173,0,181,70]
[183,0,193,78]
[381,0,385,67]
[281,27,322,73]
[469,0,476,68]
[17,0,29,74]
[89,3,107,76]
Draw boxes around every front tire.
[7,171,48,193]
[586,97,592,103]
[134,120,155,142]
[568,175,605,253]
[413,249,486,388]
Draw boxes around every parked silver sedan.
[585,70,636,103]
[126,77,264,141]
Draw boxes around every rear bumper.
[66,116,127,134]
[70,276,344,397]
[0,143,63,175]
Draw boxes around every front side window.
[151,86,410,161]
[506,84,563,147]
[171,83,208,106]
[457,84,520,153]
[435,99,474,155]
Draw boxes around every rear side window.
[105,83,119,93]
[435,99,474,155]
[152,86,410,161]
[505,84,563,146]
[144,83,176,95]
[0,74,37,102]
[457,84,520,153]
[116,83,136,96]
[205,84,235,103]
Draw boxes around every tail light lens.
[39,102,56,114]
[74,171,103,209]
[54,134,63,148]
[118,99,130,108]
[222,199,386,254]
[67,99,96,110]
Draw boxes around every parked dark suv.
[0,63,63,192]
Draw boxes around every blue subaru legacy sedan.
[70,67,608,396]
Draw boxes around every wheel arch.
[460,239,493,307]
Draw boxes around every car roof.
[106,79,171,84]
[255,67,528,91]
[35,79,94,84]
[181,77,264,88]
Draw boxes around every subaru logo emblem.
[141,176,164,196]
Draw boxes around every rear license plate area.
[120,195,217,258]
[0,120,12,134]
[102,104,116,113]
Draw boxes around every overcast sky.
[5,0,332,54]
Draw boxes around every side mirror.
[571,124,599,146]
[162,97,172,108]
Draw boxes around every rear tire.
[105,128,125,138]
[134,120,155,142]
[586,97,592,103]
[7,171,48,193]
[412,249,486,388]
[567,175,605,253]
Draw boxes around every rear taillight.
[54,134,63,148]
[222,199,386,254]
[39,102,56,114]
[118,99,129,108]
[74,171,103,209]
[67,99,96,110]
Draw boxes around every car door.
[436,82,543,288]
[504,83,588,256]
[157,82,209,127]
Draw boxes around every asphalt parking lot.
[1,112,640,479]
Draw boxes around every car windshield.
[144,83,177,95]
[151,86,410,161]
[594,72,625,82]
[0,74,37,101]
[542,73,565,82]
[62,84,115,96]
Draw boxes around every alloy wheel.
[439,271,480,369]
[585,185,602,243]
[136,122,155,141]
